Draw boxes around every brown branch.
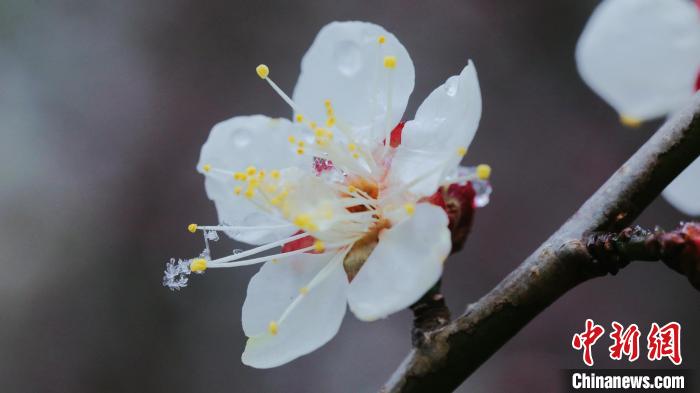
[586,223,700,290]
[410,281,451,346]
[381,93,700,393]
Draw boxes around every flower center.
[342,218,391,281]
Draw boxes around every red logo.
[572,320,682,366]
[572,319,605,366]
[647,322,682,365]
[608,322,640,362]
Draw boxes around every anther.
[619,114,642,128]
[246,166,257,176]
[268,320,278,335]
[378,35,386,44]
[457,147,467,157]
[476,164,492,180]
[187,223,198,233]
[314,240,325,252]
[270,170,280,179]
[203,164,212,172]
[256,64,270,79]
[190,258,208,272]
[297,148,305,155]
[295,114,304,123]
[288,135,296,144]
[299,286,309,295]
[234,186,243,195]
[244,187,255,199]
[383,56,397,69]
[404,203,415,216]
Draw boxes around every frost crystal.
[162,258,191,290]
[205,230,220,241]
[472,180,492,208]
[163,250,210,289]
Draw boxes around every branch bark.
[382,93,700,393]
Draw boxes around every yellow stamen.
[347,143,356,152]
[404,203,415,216]
[619,114,642,128]
[246,166,257,176]
[457,146,467,157]
[383,55,397,69]
[378,35,386,44]
[295,114,304,123]
[244,187,255,199]
[314,240,325,252]
[255,64,269,79]
[202,164,212,173]
[326,117,336,127]
[297,147,305,155]
[352,152,359,159]
[271,170,280,179]
[187,223,198,233]
[324,99,331,108]
[258,170,265,179]
[293,214,317,231]
[347,185,357,193]
[297,141,305,148]
[190,258,207,272]
[268,320,278,335]
[476,164,492,180]
[299,286,309,295]
[234,186,243,195]
[288,135,296,144]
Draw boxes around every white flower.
[164,21,489,368]
[576,0,700,216]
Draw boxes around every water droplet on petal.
[231,128,251,148]
[445,77,459,97]
[333,40,362,77]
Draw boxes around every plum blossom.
[576,0,700,216]
[163,21,490,368]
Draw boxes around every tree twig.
[586,223,700,289]
[381,93,700,393]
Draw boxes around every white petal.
[347,203,451,321]
[389,62,482,196]
[241,252,349,368]
[576,0,700,120]
[197,115,307,244]
[292,21,415,146]
[662,157,700,216]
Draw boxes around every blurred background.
[1,0,697,392]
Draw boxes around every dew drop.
[231,128,252,148]
[445,77,459,97]
[333,40,363,76]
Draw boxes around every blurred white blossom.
[576,0,700,216]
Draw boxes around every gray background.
[1,0,697,392]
